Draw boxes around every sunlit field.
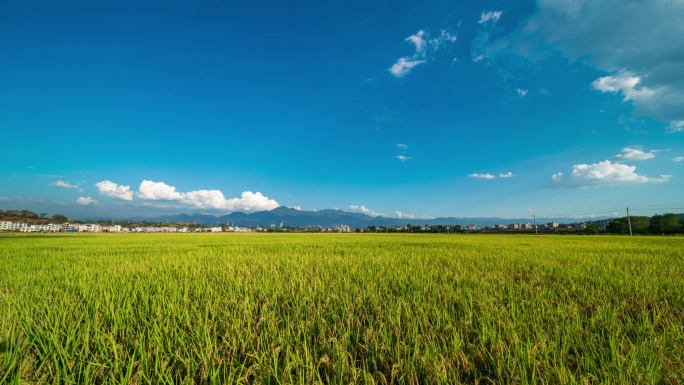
[1,233,683,384]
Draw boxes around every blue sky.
[1,0,683,220]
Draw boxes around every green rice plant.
[0,233,682,384]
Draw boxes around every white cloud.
[472,54,484,63]
[292,205,301,210]
[397,155,411,162]
[421,214,435,220]
[51,180,83,192]
[668,121,684,134]
[95,180,134,201]
[180,190,278,211]
[397,143,408,149]
[469,173,496,179]
[394,211,415,219]
[551,160,670,187]
[76,196,101,206]
[592,70,656,104]
[347,205,384,217]
[134,180,278,212]
[389,29,456,77]
[673,156,684,162]
[485,0,684,132]
[516,88,528,97]
[479,11,502,24]
[137,180,184,200]
[499,172,515,178]
[389,57,425,77]
[429,29,457,50]
[405,30,427,54]
[611,146,663,162]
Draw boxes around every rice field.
[1,233,683,384]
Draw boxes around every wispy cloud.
[405,30,427,54]
[668,121,684,134]
[397,155,412,162]
[389,28,457,77]
[35,174,64,178]
[50,180,84,192]
[673,156,684,162]
[479,10,502,24]
[469,171,514,179]
[516,88,528,97]
[397,143,408,149]
[389,57,425,77]
[468,173,496,179]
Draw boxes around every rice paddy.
[1,233,683,384]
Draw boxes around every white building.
[79,224,102,232]
[0,221,13,231]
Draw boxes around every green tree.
[607,219,627,234]
[51,214,69,223]
[630,216,650,234]
[584,221,599,235]
[650,213,681,234]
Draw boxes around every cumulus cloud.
[394,211,415,219]
[136,180,278,212]
[485,0,684,132]
[611,146,663,162]
[389,57,425,77]
[673,156,684,162]
[183,190,278,211]
[421,214,435,220]
[479,11,502,24]
[347,205,384,217]
[137,180,184,200]
[51,180,83,192]
[469,173,496,179]
[551,160,670,187]
[76,197,101,206]
[499,172,515,178]
[95,180,134,201]
[95,179,279,212]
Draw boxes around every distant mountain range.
[80,206,611,228]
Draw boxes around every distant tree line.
[587,213,683,235]
[0,209,68,224]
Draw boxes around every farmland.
[1,233,683,384]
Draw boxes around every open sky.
[1,0,683,220]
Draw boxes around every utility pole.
[626,207,633,236]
